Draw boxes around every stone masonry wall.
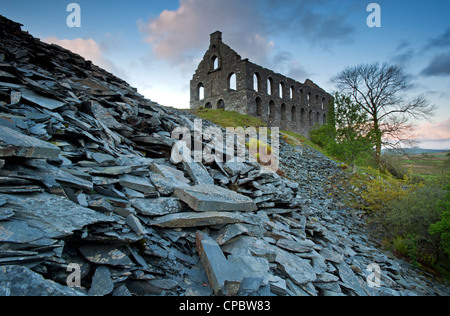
[191,31,334,137]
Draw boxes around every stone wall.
[190,31,334,137]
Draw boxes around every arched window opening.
[228,73,237,90]
[290,86,295,99]
[205,102,212,109]
[291,106,297,123]
[267,77,274,95]
[211,56,219,71]
[316,111,320,124]
[198,83,205,101]
[322,97,326,110]
[323,113,327,125]
[279,82,285,99]
[307,92,311,106]
[256,97,262,117]
[269,101,276,121]
[309,110,313,125]
[253,73,261,92]
[217,99,225,109]
[301,108,307,127]
[281,103,286,121]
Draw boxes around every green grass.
[395,152,450,182]
[189,108,268,129]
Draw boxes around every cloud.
[275,0,355,49]
[413,117,450,141]
[138,0,273,69]
[138,0,355,72]
[421,53,450,77]
[427,28,450,48]
[43,37,120,76]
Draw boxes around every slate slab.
[90,101,122,129]
[196,231,242,296]
[0,220,45,244]
[151,211,247,228]
[275,248,317,286]
[0,192,113,240]
[0,265,85,296]
[174,185,257,212]
[89,266,114,296]
[119,174,157,194]
[183,161,214,185]
[131,197,183,216]
[20,88,65,110]
[79,245,134,267]
[336,261,369,296]
[0,125,61,159]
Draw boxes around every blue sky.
[2,0,450,149]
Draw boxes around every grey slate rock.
[119,174,157,194]
[183,161,214,185]
[275,248,317,286]
[174,185,257,212]
[131,197,183,216]
[88,266,114,296]
[79,245,134,267]
[196,231,243,296]
[336,261,369,296]
[20,88,65,111]
[0,192,113,240]
[151,211,248,228]
[0,125,61,159]
[0,265,84,296]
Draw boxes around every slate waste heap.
[0,15,449,296]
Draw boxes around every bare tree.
[333,62,436,168]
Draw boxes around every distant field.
[396,151,450,181]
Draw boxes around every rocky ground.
[0,15,449,296]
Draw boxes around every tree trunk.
[373,119,383,171]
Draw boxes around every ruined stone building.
[190,31,333,137]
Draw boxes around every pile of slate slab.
[0,15,449,296]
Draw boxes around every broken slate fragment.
[336,261,368,296]
[0,220,45,244]
[174,185,257,212]
[275,248,317,286]
[79,244,134,267]
[150,163,190,185]
[20,88,65,111]
[119,174,157,194]
[0,125,61,159]
[88,266,114,296]
[126,214,146,236]
[0,192,113,240]
[149,171,188,195]
[0,208,14,221]
[196,231,243,296]
[223,161,253,176]
[0,265,84,296]
[131,197,183,216]
[276,238,313,254]
[151,212,248,228]
[183,161,214,185]
[90,101,122,129]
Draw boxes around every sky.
[2,0,450,149]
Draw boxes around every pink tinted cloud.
[414,117,450,141]
[43,37,119,75]
[138,0,274,67]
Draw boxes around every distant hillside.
[383,148,450,155]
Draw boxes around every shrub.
[430,184,450,259]
[360,172,422,213]
[385,185,445,264]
